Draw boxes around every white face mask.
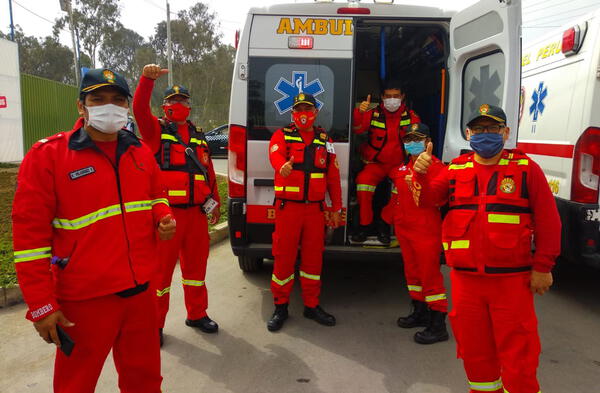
[86,104,129,134]
[383,98,402,112]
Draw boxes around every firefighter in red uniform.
[352,79,420,243]
[12,68,176,393]
[267,93,343,332]
[381,123,449,344]
[133,64,221,345]
[412,105,561,393]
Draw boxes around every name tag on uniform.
[69,166,95,180]
[326,142,335,154]
[202,197,219,214]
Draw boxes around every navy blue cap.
[80,68,131,97]
[467,104,507,126]
[164,85,191,100]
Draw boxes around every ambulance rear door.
[444,0,522,160]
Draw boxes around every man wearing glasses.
[133,64,221,346]
[411,104,561,393]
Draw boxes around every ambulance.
[227,0,523,271]
[519,9,600,269]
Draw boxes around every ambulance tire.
[238,255,263,272]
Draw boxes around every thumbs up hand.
[413,142,433,174]
[359,94,372,113]
[142,64,169,80]
[158,214,176,240]
[279,156,295,177]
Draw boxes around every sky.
[1,0,479,48]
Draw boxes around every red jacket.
[382,157,445,233]
[269,126,343,211]
[12,119,172,321]
[352,104,420,165]
[415,150,561,274]
[132,75,220,207]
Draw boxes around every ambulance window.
[461,50,505,136]
[248,57,351,142]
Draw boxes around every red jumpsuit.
[269,125,342,307]
[415,150,561,393]
[133,76,220,328]
[353,105,420,225]
[381,157,448,312]
[12,120,171,392]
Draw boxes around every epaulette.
[283,127,294,133]
[316,127,328,141]
[32,133,65,149]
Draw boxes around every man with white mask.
[12,68,176,392]
[352,79,421,243]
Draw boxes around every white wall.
[0,38,24,162]
[523,0,600,43]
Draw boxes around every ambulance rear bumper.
[556,197,600,269]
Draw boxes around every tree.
[54,0,120,68]
[99,26,150,82]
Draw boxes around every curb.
[0,224,229,309]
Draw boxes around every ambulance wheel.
[238,256,263,272]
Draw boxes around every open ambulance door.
[444,0,522,161]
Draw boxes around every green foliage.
[99,26,155,83]
[209,175,229,231]
[0,171,17,287]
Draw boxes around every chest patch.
[69,166,95,180]
[500,177,516,194]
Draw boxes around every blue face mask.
[469,133,504,158]
[404,141,426,156]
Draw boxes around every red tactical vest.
[273,125,330,202]
[361,107,412,162]
[155,120,211,206]
[442,150,534,274]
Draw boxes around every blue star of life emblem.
[274,71,324,115]
[529,81,547,122]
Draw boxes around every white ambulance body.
[228,0,522,271]
[519,9,600,268]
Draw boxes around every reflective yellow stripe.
[156,287,171,297]
[168,190,187,197]
[357,184,377,192]
[488,214,520,224]
[182,278,205,287]
[124,200,152,213]
[451,240,470,249]
[190,138,207,146]
[503,390,539,393]
[371,120,386,128]
[53,204,122,230]
[284,136,303,142]
[311,173,325,179]
[312,139,325,145]
[14,246,52,263]
[516,159,529,165]
[274,186,284,192]
[469,378,503,391]
[285,186,300,192]
[391,187,398,194]
[194,174,206,181]
[272,273,295,286]
[426,293,447,302]
[407,285,423,292]
[443,242,449,251]
[498,159,509,165]
[400,119,411,126]
[299,271,321,281]
[448,162,474,170]
[151,198,169,207]
[161,134,178,142]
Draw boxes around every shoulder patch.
[373,111,380,118]
[32,133,65,149]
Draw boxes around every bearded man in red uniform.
[12,68,175,393]
[133,64,221,345]
[267,93,343,332]
[382,123,449,344]
[412,105,561,393]
[352,79,420,244]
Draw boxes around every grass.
[0,172,229,288]
[0,163,18,169]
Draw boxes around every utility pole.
[166,0,173,86]
[8,0,15,41]
[59,0,79,85]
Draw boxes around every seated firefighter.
[351,79,420,244]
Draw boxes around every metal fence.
[20,74,79,151]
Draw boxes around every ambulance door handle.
[254,179,274,187]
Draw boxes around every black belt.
[115,282,149,298]
[453,266,532,274]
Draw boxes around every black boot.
[267,303,289,332]
[397,300,430,328]
[351,229,368,243]
[377,222,391,245]
[303,305,336,326]
[414,310,449,344]
[185,316,219,333]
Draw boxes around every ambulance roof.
[248,2,456,19]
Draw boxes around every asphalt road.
[1,240,600,393]
[212,156,227,176]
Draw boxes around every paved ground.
[212,156,227,176]
[1,240,600,393]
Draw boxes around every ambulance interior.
[348,21,448,244]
